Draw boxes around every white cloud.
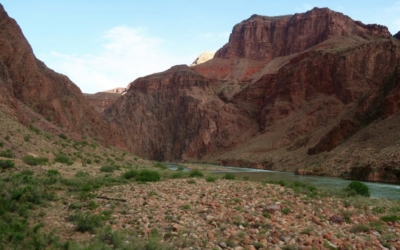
[48,26,194,93]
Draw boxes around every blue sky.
[2,0,400,93]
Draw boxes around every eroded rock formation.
[0,4,124,148]
[190,51,215,66]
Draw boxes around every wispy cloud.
[48,26,193,93]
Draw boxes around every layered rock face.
[84,92,122,113]
[104,65,253,161]
[106,7,400,183]
[104,87,127,95]
[0,4,124,147]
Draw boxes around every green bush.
[58,133,68,140]
[189,169,204,178]
[345,181,370,197]
[122,170,138,179]
[381,215,400,222]
[153,162,167,169]
[0,159,15,169]
[177,165,184,171]
[100,165,120,172]
[136,169,161,182]
[69,212,103,233]
[171,172,185,179]
[0,141,4,147]
[223,173,236,180]
[22,155,49,166]
[0,148,14,158]
[54,153,73,165]
[23,134,31,142]
[205,176,217,182]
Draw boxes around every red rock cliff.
[0,4,125,148]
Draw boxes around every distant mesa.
[190,51,215,66]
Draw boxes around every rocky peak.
[190,51,215,66]
[104,87,127,95]
[395,31,400,39]
[215,7,391,61]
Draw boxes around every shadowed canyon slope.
[105,7,400,182]
[0,4,124,148]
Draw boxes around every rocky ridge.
[190,51,215,66]
[105,7,400,183]
[0,4,124,148]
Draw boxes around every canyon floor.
[1,158,400,250]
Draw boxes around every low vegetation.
[22,155,49,166]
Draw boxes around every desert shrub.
[23,134,31,142]
[282,208,291,215]
[29,125,40,134]
[171,172,185,179]
[345,181,370,197]
[4,135,10,141]
[205,176,217,182]
[0,141,4,147]
[188,169,203,178]
[22,155,48,166]
[0,148,14,158]
[223,173,235,180]
[136,169,161,182]
[177,165,184,171]
[0,159,14,169]
[122,170,138,180]
[100,165,120,172]
[381,215,400,222]
[54,153,73,165]
[69,212,103,233]
[153,162,167,169]
[58,133,67,140]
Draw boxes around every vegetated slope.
[106,7,400,182]
[0,4,124,148]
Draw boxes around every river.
[167,163,400,200]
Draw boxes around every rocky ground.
[53,177,400,250]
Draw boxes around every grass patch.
[58,133,68,140]
[68,212,103,233]
[188,169,203,178]
[0,159,14,169]
[381,215,400,222]
[205,176,217,182]
[222,173,235,180]
[100,165,120,173]
[54,152,73,165]
[122,169,138,180]
[0,148,14,158]
[136,169,161,182]
[153,162,167,169]
[22,155,48,166]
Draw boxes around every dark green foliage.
[381,215,400,222]
[22,155,48,166]
[58,133,68,140]
[0,159,14,169]
[122,169,138,180]
[177,165,184,171]
[188,169,204,178]
[223,173,235,180]
[23,134,31,142]
[100,165,120,172]
[136,169,161,182]
[153,162,167,169]
[29,125,40,134]
[4,135,10,141]
[205,176,216,182]
[171,172,185,179]
[69,212,103,233]
[54,152,73,165]
[0,141,4,147]
[282,208,291,215]
[345,181,370,197]
[0,148,14,158]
